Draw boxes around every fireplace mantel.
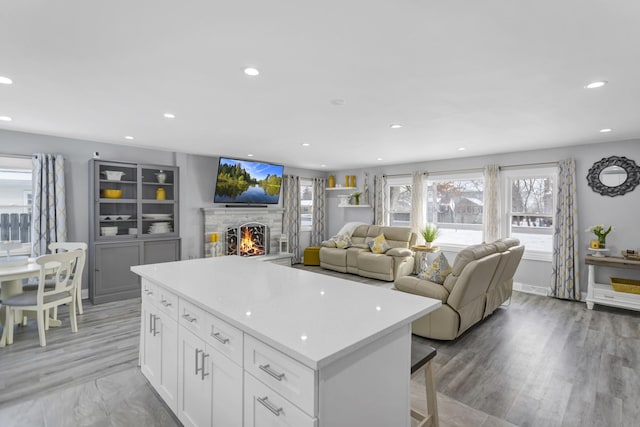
[202,207,284,215]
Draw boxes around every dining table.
[0,257,60,347]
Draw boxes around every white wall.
[326,139,640,293]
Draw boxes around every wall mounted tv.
[214,157,284,205]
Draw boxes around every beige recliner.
[320,225,417,281]
[394,238,524,340]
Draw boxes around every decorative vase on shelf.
[155,170,167,184]
[329,175,335,188]
[354,195,360,205]
[598,238,606,249]
[349,175,356,188]
[344,176,350,187]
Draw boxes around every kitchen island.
[132,256,440,427]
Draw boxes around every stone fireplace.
[202,207,283,257]
[226,222,269,256]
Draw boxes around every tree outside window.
[508,173,555,253]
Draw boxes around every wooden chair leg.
[411,360,439,427]
[37,309,47,347]
[76,285,83,315]
[69,298,78,333]
[6,306,15,345]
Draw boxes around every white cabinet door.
[207,343,242,427]
[178,327,212,427]
[157,309,178,413]
[141,305,161,386]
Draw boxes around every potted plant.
[586,224,614,249]
[351,191,362,205]
[421,223,440,248]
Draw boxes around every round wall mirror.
[587,156,640,196]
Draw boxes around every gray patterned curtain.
[410,171,425,239]
[282,175,301,263]
[483,164,501,242]
[373,174,386,226]
[311,177,326,246]
[31,153,67,257]
[550,159,580,300]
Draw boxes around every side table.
[412,245,441,274]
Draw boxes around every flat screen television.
[214,157,284,205]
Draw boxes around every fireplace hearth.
[226,223,269,257]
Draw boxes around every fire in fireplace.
[226,223,269,256]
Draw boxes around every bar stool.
[411,345,439,427]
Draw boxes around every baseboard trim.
[513,282,549,296]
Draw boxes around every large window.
[300,178,313,230]
[386,176,412,227]
[426,173,484,246]
[503,167,556,255]
[0,157,33,255]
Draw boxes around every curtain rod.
[500,161,559,170]
[383,161,558,178]
[0,153,31,159]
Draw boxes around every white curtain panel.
[550,159,580,300]
[282,175,301,263]
[373,175,386,226]
[410,171,426,240]
[311,177,326,246]
[32,153,67,257]
[482,164,501,243]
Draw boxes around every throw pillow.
[418,252,452,284]
[334,233,352,249]
[367,234,391,254]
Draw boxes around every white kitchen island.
[132,256,440,427]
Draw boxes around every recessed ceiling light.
[163,113,175,119]
[124,136,135,140]
[599,128,612,133]
[301,143,310,147]
[389,124,403,129]
[244,67,260,76]
[377,157,383,161]
[585,81,607,89]
[0,116,12,122]
[458,147,466,151]
[247,153,254,157]
[0,76,12,85]
[320,164,327,168]
[330,99,346,106]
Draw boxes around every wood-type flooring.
[1,271,639,426]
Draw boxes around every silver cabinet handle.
[152,314,159,336]
[144,289,153,295]
[161,299,172,307]
[211,331,230,344]
[182,313,197,323]
[257,396,283,416]
[259,364,285,381]
[149,313,154,334]
[201,352,210,380]
[195,348,203,376]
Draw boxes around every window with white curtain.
[426,172,484,247]
[0,156,33,255]
[386,176,412,227]
[502,167,557,258]
[300,178,313,231]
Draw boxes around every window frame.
[299,177,313,232]
[0,156,34,255]
[385,175,413,227]
[501,166,558,261]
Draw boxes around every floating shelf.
[326,187,358,191]
[339,204,371,208]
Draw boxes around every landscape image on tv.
[214,157,284,204]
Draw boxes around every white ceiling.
[1,0,639,170]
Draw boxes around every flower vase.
[598,238,606,249]
[424,242,432,249]
[354,195,360,205]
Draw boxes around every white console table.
[132,256,440,427]
[585,255,640,311]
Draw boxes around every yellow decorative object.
[210,233,219,243]
[349,175,356,187]
[304,246,321,265]
[367,234,391,254]
[328,175,335,188]
[589,239,601,249]
[610,277,640,294]
[101,189,122,199]
[344,176,350,187]
[156,187,166,200]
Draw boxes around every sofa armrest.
[386,247,412,257]
[394,276,450,303]
[321,240,337,248]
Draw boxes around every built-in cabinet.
[89,160,180,304]
[585,255,640,311]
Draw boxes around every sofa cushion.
[367,234,391,254]
[394,276,450,303]
[334,233,352,248]
[450,243,499,277]
[357,252,393,275]
[321,240,337,248]
[418,252,452,284]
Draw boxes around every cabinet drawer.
[178,298,206,336]
[141,280,157,303]
[155,286,178,321]
[204,313,243,366]
[244,373,317,427]
[594,287,640,304]
[244,335,316,416]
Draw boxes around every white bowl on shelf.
[102,170,126,181]
[101,226,118,236]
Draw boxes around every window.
[386,176,412,227]
[300,178,313,230]
[0,157,34,255]
[503,167,556,256]
[426,173,484,246]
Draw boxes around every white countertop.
[132,256,440,369]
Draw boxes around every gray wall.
[326,139,640,293]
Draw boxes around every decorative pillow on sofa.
[334,233,352,249]
[367,234,391,254]
[417,252,452,284]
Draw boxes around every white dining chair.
[3,249,85,347]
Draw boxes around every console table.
[132,256,440,427]
[585,255,640,311]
